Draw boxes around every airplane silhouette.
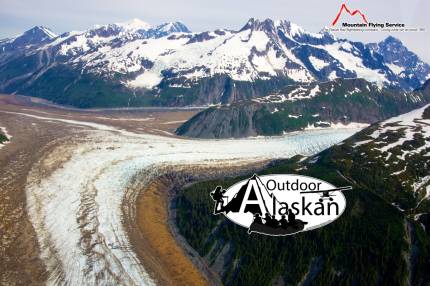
[300,186,352,202]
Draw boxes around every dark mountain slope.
[175,104,430,286]
[176,79,430,138]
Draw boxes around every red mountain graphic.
[331,3,369,26]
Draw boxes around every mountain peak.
[241,18,315,36]
[90,18,152,38]
[115,18,152,31]
[156,21,191,33]
[277,20,303,35]
[7,26,57,47]
[240,18,332,42]
[240,18,276,32]
[24,26,57,39]
[383,35,403,46]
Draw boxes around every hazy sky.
[1,0,429,62]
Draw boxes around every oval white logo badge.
[210,174,350,236]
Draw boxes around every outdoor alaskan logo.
[210,174,351,236]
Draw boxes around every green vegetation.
[252,82,426,135]
[148,75,294,107]
[177,78,430,138]
[19,65,154,108]
[0,132,8,144]
[176,137,430,285]
[1,55,295,108]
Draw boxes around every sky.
[0,0,429,62]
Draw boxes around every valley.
[0,12,429,286]
[0,95,360,285]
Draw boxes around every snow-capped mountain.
[0,18,429,108]
[368,36,430,91]
[48,19,191,58]
[0,26,57,57]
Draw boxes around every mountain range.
[1,18,429,108]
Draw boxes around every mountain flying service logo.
[328,2,419,31]
[211,174,351,236]
[331,3,368,26]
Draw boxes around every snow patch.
[288,114,301,118]
[309,56,329,70]
[128,71,163,89]
[309,85,320,97]
[352,139,373,147]
[305,122,369,130]
[387,63,405,75]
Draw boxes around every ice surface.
[22,112,362,285]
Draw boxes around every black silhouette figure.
[215,175,265,215]
[210,186,226,214]
[279,215,288,229]
[249,207,308,236]
[264,213,272,226]
[266,213,280,228]
[253,213,263,225]
[288,210,301,227]
[288,211,296,223]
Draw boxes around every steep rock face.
[176,79,430,138]
[176,102,264,138]
[0,19,429,108]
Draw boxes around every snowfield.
[35,18,426,91]
[22,113,362,285]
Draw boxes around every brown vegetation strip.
[134,179,210,286]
